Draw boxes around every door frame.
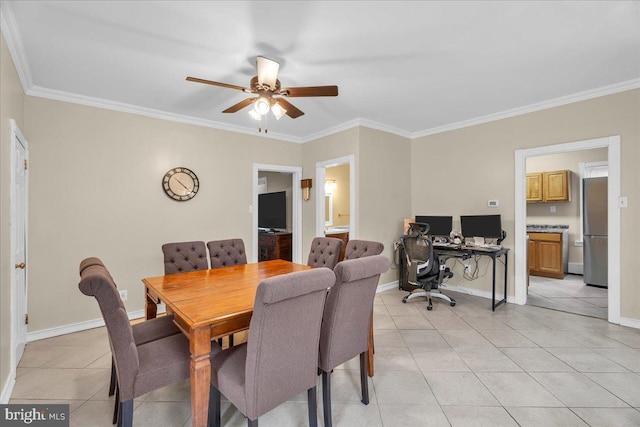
[9,119,29,375]
[315,155,356,238]
[252,164,303,263]
[514,136,621,324]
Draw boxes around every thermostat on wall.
[488,200,499,207]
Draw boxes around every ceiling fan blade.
[186,76,248,92]
[222,98,257,113]
[275,98,304,119]
[281,85,338,97]
[256,56,280,90]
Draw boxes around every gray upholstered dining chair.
[162,241,209,274]
[307,237,344,270]
[344,240,384,260]
[79,257,181,424]
[207,238,247,268]
[208,268,336,427]
[78,260,191,427]
[318,255,391,427]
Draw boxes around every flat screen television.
[460,214,502,239]
[258,191,287,231]
[415,215,453,237]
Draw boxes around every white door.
[12,123,28,364]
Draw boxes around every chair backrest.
[307,237,344,269]
[402,223,437,281]
[344,240,384,260]
[318,255,391,372]
[207,239,247,268]
[162,241,208,274]
[78,259,139,401]
[244,268,335,420]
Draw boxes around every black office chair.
[400,223,456,310]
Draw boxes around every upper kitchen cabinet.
[526,170,571,203]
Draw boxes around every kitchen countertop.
[527,224,569,233]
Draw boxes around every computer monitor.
[460,214,502,239]
[414,215,453,237]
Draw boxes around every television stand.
[258,231,292,261]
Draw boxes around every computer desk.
[433,244,509,311]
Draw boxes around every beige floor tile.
[132,401,191,427]
[476,329,537,348]
[506,407,589,427]
[456,346,522,373]
[500,347,574,372]
[372,370,437,405]
[369,346,420,372]
[439,329,494,349]
[546,347,629,372]
[410,347,470,372]
[373,329,406,347]
[69,400,118,427]
[400,330,450,348]
[442,405,519,427]
[476,372,563,407]
[322,369,376,404]
[585,372,640,407]
[378,404,450,427]
[392,315,434,330]
[517,329,584,348]
[570,407,640,427]
[423,372,499,406]
[592,348,640,372]
[530,372,628,407]
[324,402,383,427]
[374,314,397,330]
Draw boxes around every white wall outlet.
[464,264,471,273]
[488,200,499,207]
[119,290,127,301]
[549,205,556,213]
[618,196,628,208]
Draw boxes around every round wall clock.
[162,167,199,201]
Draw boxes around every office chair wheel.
[450,301,456,307]
[402,295,408,303]
[427,305,433,311]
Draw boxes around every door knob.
[15,262,25,269]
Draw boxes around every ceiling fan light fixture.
[248,108,262,121]
[271,102,287,120]
[253,97,271,115]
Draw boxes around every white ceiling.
[3,1,639,142]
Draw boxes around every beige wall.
[23,96,303,333]
[412,89,640,321]
[258,171,293,231]
[526,148,608,264]
[0,31,26,398]
[325,163,350,226]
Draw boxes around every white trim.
[25,307,162,343]
[1,376,15,404]
[0,1,33,91]
[376,281,398,293]
[568,262,583,275]
[316,155,356,239]
[413,79,640,138]
[620,317,640,330]
[252,164,303,264]
[515,136,622,325]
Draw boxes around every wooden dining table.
[142,259,312,427]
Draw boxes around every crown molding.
[0,1,33,91]
[412,78,640,139]
[300,118,411,143]
[27,85,303,143]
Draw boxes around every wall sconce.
[325,179,337,193]
[301,179,312,201]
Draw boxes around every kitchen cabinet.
[527,232,564,279]
[526,170,570,203]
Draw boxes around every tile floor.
[10,288,640,426]
[527,274,608,319]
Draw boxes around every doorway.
[315,155,356,238]
[252,164,302,263]
[515,136,621,324]
[10,119,28,373]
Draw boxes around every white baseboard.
[568,262,584,275]
[376,280,398,293]
[26,305,166,343]
[438,283,517,304]
[1,373,16,404]
[620,316,640,330]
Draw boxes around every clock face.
[162,167,199,201]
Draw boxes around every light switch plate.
[488,200,499,207]
[618,196,628,208]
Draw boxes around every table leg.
[492,255,497,311]
[190,326,212,427]
[145,289,157,320]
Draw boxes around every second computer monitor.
[460,214,502,239]
[415,215,453,237]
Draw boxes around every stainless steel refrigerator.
[583,177,608,287]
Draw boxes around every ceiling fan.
[186,56,338,121]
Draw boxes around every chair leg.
[359,352,369,405]
[108,358,116,396]
[321,371,332,427]
[308,386,318,427]
[228,334,234,347]
[112,383,119,425]
[208,384,221,427]
[247,418,258,427]
[118,399,133,427]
